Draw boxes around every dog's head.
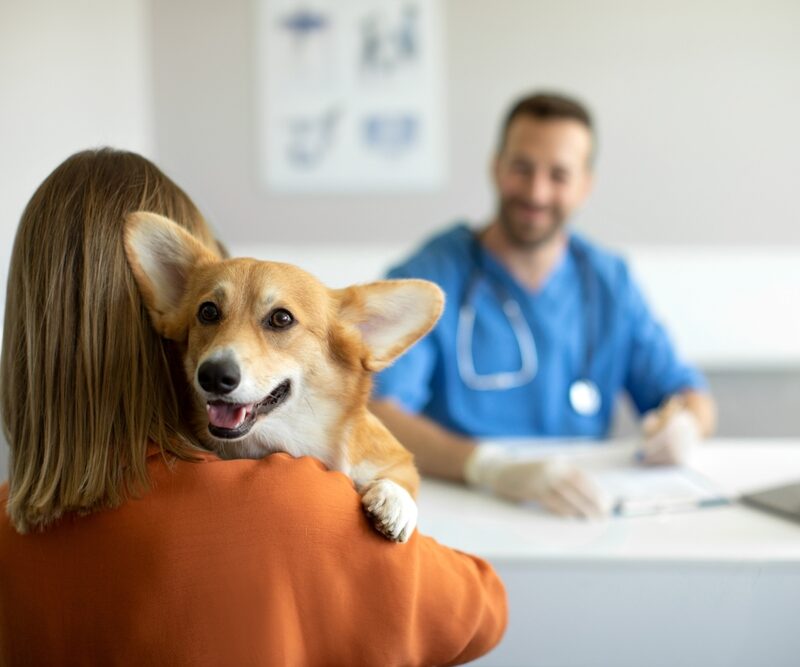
[123,212,443,456]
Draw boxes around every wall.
[149,0,800,443]
[0,0,154,481]
[150,0,800,247]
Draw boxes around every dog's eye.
[266,308,294,329]
[198,302,221,324]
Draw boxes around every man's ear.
[124,211,220,340]
[490,153,501,189]
[579,168,595,202]
[337,279,444,371]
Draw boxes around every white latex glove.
[639,399,702,466]
[464,445,611,519]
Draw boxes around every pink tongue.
[207,403,250,429]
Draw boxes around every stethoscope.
[456,235,603,417]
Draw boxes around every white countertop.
[417,439,800,564]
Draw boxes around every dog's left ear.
[337,279,444,371]
[124,211,220,340]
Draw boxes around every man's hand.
[638,396,702,466]
[464,446,611,518]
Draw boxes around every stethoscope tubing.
[455,234,602,416]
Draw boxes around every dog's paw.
[361,479,418,543]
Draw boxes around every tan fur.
[124,212,443,541]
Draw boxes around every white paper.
[480,439,730,516]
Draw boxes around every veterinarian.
[0,148,507,665]
[371,92,717,518]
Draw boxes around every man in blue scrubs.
[370,92,717,518]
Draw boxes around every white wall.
[151,0,800,437]
[150,0,800,247]
[0,0,154,481]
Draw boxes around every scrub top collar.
[464,224,579,308]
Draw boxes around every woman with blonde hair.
[0,148,506,666]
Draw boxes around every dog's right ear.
[124,211,219,340]
[336,279,444,371]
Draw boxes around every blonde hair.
[1,148,219,533]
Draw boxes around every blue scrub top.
[373,224,707,439]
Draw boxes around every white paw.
[361,479,418,543]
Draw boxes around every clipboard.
[596,467,732,517]
[479,438,732,517]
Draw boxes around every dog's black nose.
[197,359,241,394]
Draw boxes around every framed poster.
[256,0,445,192]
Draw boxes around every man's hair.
[498,91,595,159]
[0,148,221,533]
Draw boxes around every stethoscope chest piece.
[569,379,601,417]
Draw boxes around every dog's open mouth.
[206,380,291,439]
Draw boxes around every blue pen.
[614,495,732,517]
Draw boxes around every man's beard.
[497,197,566,249]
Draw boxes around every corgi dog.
[124,212,443,542]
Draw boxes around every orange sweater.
[0,449,507,666]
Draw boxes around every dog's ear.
[124,211,219,340]
[337,279,444,371]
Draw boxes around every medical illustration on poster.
[256,0,445,191]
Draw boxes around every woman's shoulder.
[148,450,362,515]
[152,448,344,480]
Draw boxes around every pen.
[614,495,732,517]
